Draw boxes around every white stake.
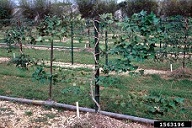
[13,53,15,58]
[170,64,173,72]
[76,102,80,118]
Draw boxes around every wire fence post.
[105,30,108,66]
[49,38,53,100]
[88,24,91,48]
[71,9,74,65]
[94,19,100,112]
[160,18,162,50]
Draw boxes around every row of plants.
[99,12,192,71]
[156,16,192,68]
[3,11,192,68]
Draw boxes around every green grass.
[1,46,192,70]
[100,74,192,120]
[0,63,191,121]
[0,46,120,66]
[0,47,95,64]
[134,59,192,70]
[35,40,88,47]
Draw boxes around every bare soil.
[0,57,10,64]
[0,57,170,75]
[0,100,152,128]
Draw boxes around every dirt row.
[0,57,170,75]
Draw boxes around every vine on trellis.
[101,11,162,73]
[2,9,191,114]
[157,16,192,68]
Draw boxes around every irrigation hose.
[0,95,156,124]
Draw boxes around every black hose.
[0,95,156,124]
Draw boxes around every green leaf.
[99,45,105,51]
[148,106,156,113]
[174,97,184,104]
[120,102,126,107]
[168,101,176,109]
[36,36,43,42]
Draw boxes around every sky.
[117,0,125,3]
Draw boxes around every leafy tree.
[18,0,78,20]
[76,0,118,18]
[18,0,51,20]
[0,0,14,26]
[0,0,13,19]
[49,2,72,18]
[119,0,158,17]
[161,0,192,17]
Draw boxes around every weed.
[25,111,33,116]
[32,117,48,123]
[44,113,56,119]
[0,108,9,112]
[144,95,184,115]
[0,89,5,95]
[0,107,14,116]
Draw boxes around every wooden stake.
[76,102,80,118]
[13,53,15,58]
[170,64,173,72]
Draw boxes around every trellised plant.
[102,11,162,73]
[4,19,37,52]
[157,16,192,68]
[4,19,37,69]
[35,15,80,99]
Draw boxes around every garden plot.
[0,11,191,124]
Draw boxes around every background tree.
[0,0,14,26]
[18,0,51,20]
[18,0,77,20]
[49,2,72,18]
[76,0,118,18]
[161,0,192,17]
[119,0,158,17]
